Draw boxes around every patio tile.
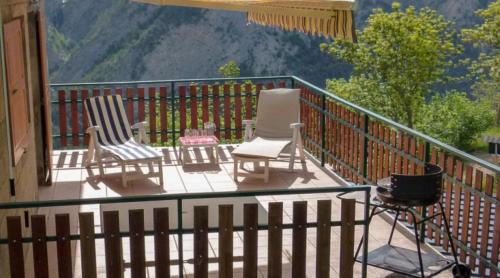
[41,146,454,277]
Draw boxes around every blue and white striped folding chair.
[84,95,163,187]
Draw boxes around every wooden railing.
[50,76,500,276]
[0,187,371,278]
[51,77,290,148]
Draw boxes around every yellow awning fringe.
[247,9,354,40]
[133,0,356,41]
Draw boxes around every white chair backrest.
[254,88,300,138]
[85,95,133,145]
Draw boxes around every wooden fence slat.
[479,175,494,275]
[243,204,258,278]
[7,216,25,278]
[103,211,123,278]
[213,85,221,139]
[79,212,97,278]
[129,209,146,278]
[31,215,49,278]
[115,88,122,97]
[316,200,331,278]
[371,122,379,182]
[245,83,253,120]
[452,161,463,243]
[469,170,483,270]
[234,84,242,139]
[56,214,72,278]
[92,88,100,97]
[126,88,134,124]
[201,85,209,124]
[160,87,168,143]
[70,90,79,146]
[58,90,67,147]
[268,202,283,278]
[426,149,439,239]
[179,86,187,136]
[82,89,90,145]
[138,88,145,122]
[194,206,209,278]
[190,85,198,129]
[104,88,111,96]
[339,199,355,278]
[460,166,473,262]
[219,205,234,278]
[255,83,263,103]
[149,87,157,144]
[377,124,384,180]
[279,80,286,88]
[266,82,274,89]
[223,84,231,140]
[443,156,454,251]
[154,208,170,278]
[489,181,500,278]
[292,201,307,278]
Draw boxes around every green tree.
[321,2,461,128]
[218,60,241,78]
[416,92,495,150]
[462,0,500,124]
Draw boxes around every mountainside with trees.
[44,0,490,86]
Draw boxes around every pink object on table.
[179,135,219,146]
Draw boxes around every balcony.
[1,76,498,277]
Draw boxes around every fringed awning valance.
[133,0,356,41]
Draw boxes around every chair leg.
[85,139,94,168]
[297,136,305,162]
[264,159,269,183]
[409,210,425,277]
[388,210,400,245]
[96,153,104,177]
[158,159,164,186]
[233,158,239,182]
[121,163,127,188]
[438,202,459,264]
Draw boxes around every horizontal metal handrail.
[50,75,293,87]
[0,186,370,209]
[292,76,500,174]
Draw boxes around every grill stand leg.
[388,210,400,246]
[354,206,377,260]
[438,202,459,265]
[409,210,425,278]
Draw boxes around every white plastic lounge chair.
[84,95,163,187]
[232,88,305,183]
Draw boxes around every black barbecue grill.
[376,163,443,207]
[346,163,471,277]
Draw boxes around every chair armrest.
[290,123,304,129]
[242,120,255,142]
[242,120,255,126]
[86,126,101,133]
[132,121,148,144]
[131,121,147,129]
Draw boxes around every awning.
[133,0,356,41]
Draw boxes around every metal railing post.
[177,198,183,278]
[321,94,326,167]
[419,141,431,243]
[171,82,176,148]
[362,114,370,182]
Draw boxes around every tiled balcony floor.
[32,145,451,277]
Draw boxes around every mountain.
[44,0,491,87]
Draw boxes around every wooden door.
[3,18,29,164]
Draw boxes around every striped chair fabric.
[85,95,161,161]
